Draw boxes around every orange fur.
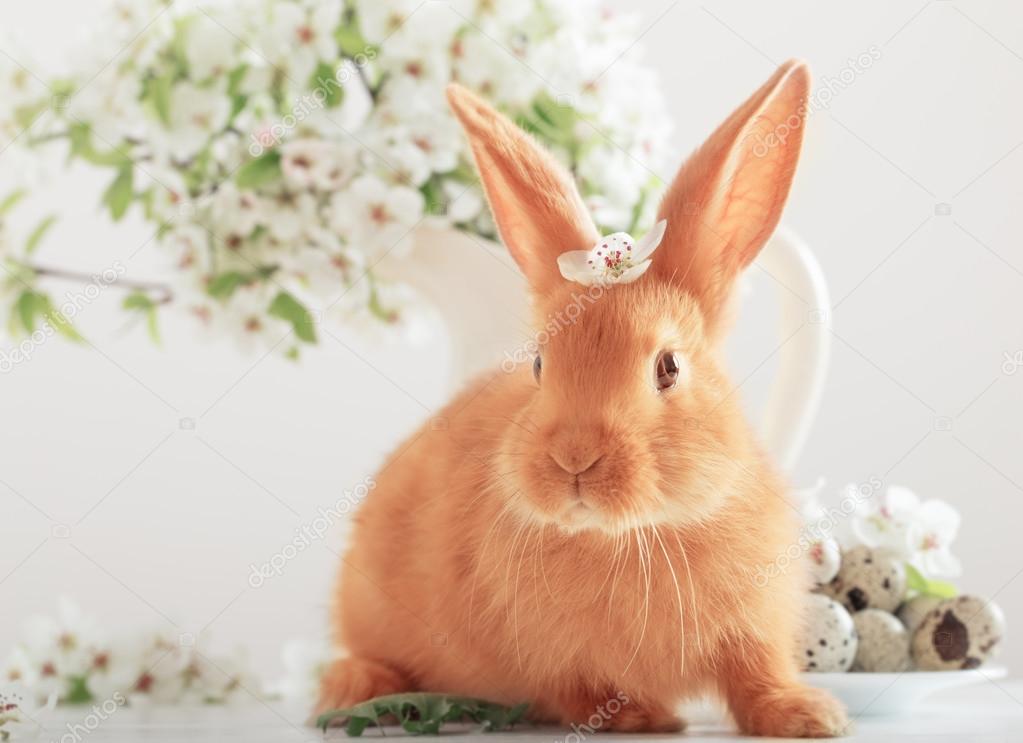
[319,61,848,737]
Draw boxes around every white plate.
[803,666,1008,717]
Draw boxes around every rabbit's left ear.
[654,60,810,339]
[447,83,599,296]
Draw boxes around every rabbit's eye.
[533,355,542,383]
[655,351,680,391]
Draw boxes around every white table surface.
[32,681,1023,742]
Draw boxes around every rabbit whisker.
[652,525,686,677]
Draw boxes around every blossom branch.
[30,264,174,304]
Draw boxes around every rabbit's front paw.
[314,657,411,718]
[557,696,685,734]
[737,685,849,738]
[603,705,686,733]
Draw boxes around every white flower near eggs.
[848,485,919,559]
[327,174,425,256]
[908,499,962,579]
[848,484,962,580]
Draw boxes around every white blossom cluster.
[3,0,671,354]
[1,599,257,711]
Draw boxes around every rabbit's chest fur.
[339,375,802,703]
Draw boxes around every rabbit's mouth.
[557,497,598,530]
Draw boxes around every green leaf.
[68,123,131,168]
[235,150,282,189]
[25,214,57,254]
[15,290,38,333]
[103,165,134,221]
[268,291,317,343]
[345,716,371,736]
[148,74,174,124]
[65,675,93,704]
[207,271,249,299]
[419,177,446,216]
[13,101,46,131]
[123,291,161,344]
[311,62,344,108]
[317,693,528,737]
[38,294,83,342]
[336,23,371,58]
[0,189,26,216]
[226,64,250,119]
[905,563,958,599]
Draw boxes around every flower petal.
[922,548,963,579]
[917,499,961,540]
[631,219,667,262]
[616,260,652,284]
[557,250,598,284]
[884,485,920,513]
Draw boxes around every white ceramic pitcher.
[380,224,830,473]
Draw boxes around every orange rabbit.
[319,60,848,737]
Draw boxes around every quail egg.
[800,593,858,672]
[822,546,906,613]
[897,595,941,634]
[912,595,1005,670]
[805,537,841,587]
[852,609,911,672]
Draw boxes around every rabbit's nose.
[549,451,604,476]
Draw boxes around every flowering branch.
[0,0,671,356]
[30,264,174,304]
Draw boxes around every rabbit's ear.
[446,83,599,295]
[654,60,810,338]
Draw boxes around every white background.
[2,0,1022,682]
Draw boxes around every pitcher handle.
[756,226,832,473]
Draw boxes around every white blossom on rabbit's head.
[557,220,667,287]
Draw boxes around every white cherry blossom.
[327,174,425,254]
[558,220,667,286]
[158,82,231,161]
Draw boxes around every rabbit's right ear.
[653,60,810,340]
[447,84,599,296]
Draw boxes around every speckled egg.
[822,546,906,613]
[800,593,858,672]
[897,595,942,634]
[911,595,1006,670]
[852,609,911,672]
[805,537,842,587]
